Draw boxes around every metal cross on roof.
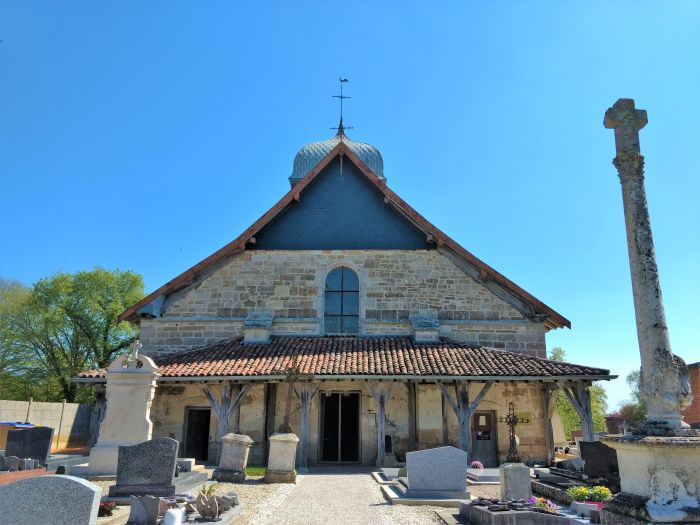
[497,401,530,463]
[331,77,354,134]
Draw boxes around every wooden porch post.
[541,383,558,465]
[438,382,492,458]
[202,383,252,460]
[560,381,595,441]
[366,382,394,467]
[294,383,319,469]
[407,382,418,452]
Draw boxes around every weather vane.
[331,77,353,134]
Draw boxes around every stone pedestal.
[264,433,299,484]
[499,462,532,501]
[87,353,160,476]
[601,435,700,523]
[213,433,254,482]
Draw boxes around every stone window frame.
[319,263,363,336]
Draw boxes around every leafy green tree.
[549,347,608,439]
[0,269,144,402]
[615,370,647,428]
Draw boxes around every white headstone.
[87,351,160,475]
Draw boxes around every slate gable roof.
[78,336,610,381]
[118,142,570,329]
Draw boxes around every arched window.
[324,267,359,335]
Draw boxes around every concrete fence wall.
[0,399,95,451]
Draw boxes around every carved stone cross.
[274,355,313,434]
[603,98,647,157]
[604,98,693,436]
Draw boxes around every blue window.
[324,267,359,335]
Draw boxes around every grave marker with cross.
[497,401,530,463]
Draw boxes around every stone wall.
[0,399,94,451]
[149,380,548,466]
[681,363,700,425]
[139,250,547,358]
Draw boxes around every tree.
[549,347,608,439]
[615,369,647,428]
[0,269,144,402]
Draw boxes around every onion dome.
[289,119,385,186]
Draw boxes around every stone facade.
[140,249,546,358]
[149,380,548,467]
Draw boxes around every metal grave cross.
[273,354,314,434]
[497,401,530,463]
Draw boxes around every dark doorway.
[184,407,211,462]
[471,410,498,467]
[320,392,360,462]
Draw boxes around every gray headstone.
[0,454,5,470]
[108,437,178,497]
[6,456,19,471]
[0,474,100,525]
[406,446,469,499]
[5,427,54,465]
[128,495,161,525]
[18,458,33,470]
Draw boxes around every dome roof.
[289,125,384,185]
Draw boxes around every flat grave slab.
[467,468,500,483]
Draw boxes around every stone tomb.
[214,433,254,482]
[5,426,54,465]
[108,437,178,497]
[405,446,470,499]
[0,474,101,525]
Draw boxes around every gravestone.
[500,462,532,501]
[0,474,101,525]
[127,495,161,525]
[5,426,54,465]
[405,446,470,499]
[108,437,178,497]
[214,433,254,482]
[0,454,5,470]
[579,440,620,492]
[6,456,19,471]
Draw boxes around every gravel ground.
[91,468,502,524]
[248,467,443,525]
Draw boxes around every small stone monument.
[0,474,101,525]
[5,456,19,471]
[601,99,700,524]
[87,341,161,475]
[127,495,161,525]
[498,402,532,501]
[213,433,254,482]
[264,355,306,483]
[108,437,179,497]
[405,446,470,499]
[265,433,299,483]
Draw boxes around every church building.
[79,114,613,468]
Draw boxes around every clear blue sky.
[2,2,698,409]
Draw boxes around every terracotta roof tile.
[78,337,610,380]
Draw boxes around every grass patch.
[245,466,267,476]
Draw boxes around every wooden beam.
[366,382,394,467]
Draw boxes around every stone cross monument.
[601,99,700,524]
[604,98,692,436]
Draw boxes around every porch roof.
[76,336,614,382]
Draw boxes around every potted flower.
[469,460,484,470]
[566,486,612,517]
